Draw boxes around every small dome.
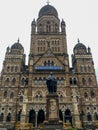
[11,39,24,50]
[38,4,58,18]
[73,39,87,54]
[74,43,86,50]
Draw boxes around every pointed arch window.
[6,113,11,122]
[44,61,47,66]
[5,78,9,85]
[19,96,23,102]
[70,78,73,85]
[88,78,92,86]
[82,78,86,85]
[0,113,4,122]
[10,92,14,99]
[12,78,16,85]
[17,109,22,121]
[55,23,58,33]
[87,112,92,121]
[94,112,98,120]
[15,66,18,72]
[91,90,95,98]
[73,78,77,85]
[88,66,91,72]
[80,66,83,72]
[39,24,42,32]
[11,66,14,72]
[7,66,10,72]
[46,21,51,33]
[4,91,7,98]
[84,92,88,98]
[84,66,87,72]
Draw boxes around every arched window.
[64,109,72,125]
[88,66,91,72]
[34,77,38,84]
[70,78,73,85]
[59,110,63,121]
[15,66,18,72]
[5,78,9,85]
[7,66,10,72]
[87,112,92,121]
[29,109,36,126]
[84,66,87,72]
[6,113,11,122]
[88,78,92,86]
[12,78,16,85]
[39,77,42,84]
[19,96,23,102]
[4,91,7,98]
[25,78,28,85]
[48,60,50,66]
[17,109,22,121]
[51,61,54,66]
[61,77,64,84]
[39,24,42,32]
[37,110,45,126]
[80,66,83,72]
[10,92,14,99]
[84,92,88,98]
[44,61,47,66]
[94,112,98,120]
[0,113,4,122]
[21,78,25,85]
[55,23,58,33]
[91,90,95,98]
[46,21,51,33]
[11,66,14,72]
[73,78,77,85]
[82,78,86,85]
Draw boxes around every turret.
[31,19,36,34]
[61,19,66,34]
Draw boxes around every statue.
[46,72,57,94]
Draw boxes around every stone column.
[35,111,38,127]
[62,111,65,123]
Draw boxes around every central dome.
[38,4,58,18]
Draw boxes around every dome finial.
[17,37,20,43]
[46,0,50,5]
[77,38,80,43]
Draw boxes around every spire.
[46,0,50,5]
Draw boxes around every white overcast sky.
[0,0,98,79]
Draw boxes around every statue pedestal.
[44,94,63,130]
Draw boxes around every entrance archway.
[59,110,63,121]
[37,109,45,126]
[64,109,72,125]
[29,109,36,126]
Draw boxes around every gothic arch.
[64,109,72,124]
[59,109,63,121]
[87,112,92,121]
[29,109,36,126]
[37,109,45,126]
[0,113,4,122]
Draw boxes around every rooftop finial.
[17,38,20,43]
[77,38,80,43]
[46,0,50,5]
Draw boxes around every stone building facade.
[0,3,98,130]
